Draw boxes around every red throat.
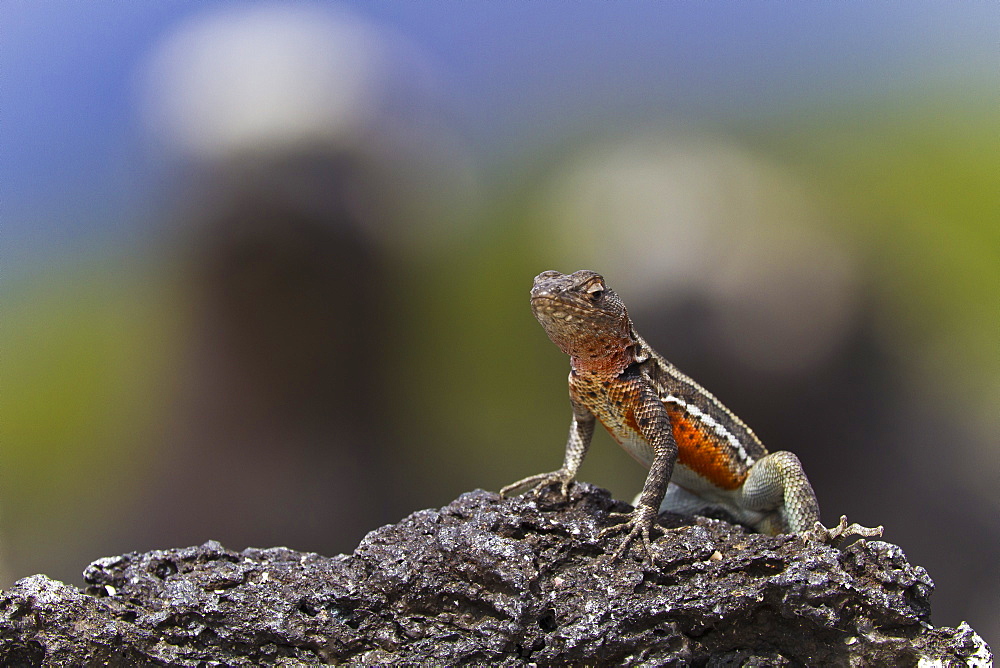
[569,336,634,376]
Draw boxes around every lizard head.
[530,270,636,364]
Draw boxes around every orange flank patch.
[665,405,747,490]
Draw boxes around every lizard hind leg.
[740,451,883,543]
[739,451,821,534]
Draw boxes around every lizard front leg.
[600,382,678,565]
[500,398,596,500]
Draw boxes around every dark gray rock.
[0,484,992,666]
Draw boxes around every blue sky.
[4,1,997,267]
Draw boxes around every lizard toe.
[500,470,574,499]
[803,515,884,547]
[601,506,661,566]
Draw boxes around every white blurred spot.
[544,130,860,373]
[137,4,480,250]
[140,5,434,159]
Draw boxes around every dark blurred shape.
[186,151,386,423]
[127,148,407,554]
[116,2,463,557]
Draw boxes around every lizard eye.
[585,282,605,299]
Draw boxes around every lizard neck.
[569,331,639,378]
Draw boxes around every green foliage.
[1,256,181,526]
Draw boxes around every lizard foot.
[804,515,883,547]
[500,469,574,500]
[599,504,661,566]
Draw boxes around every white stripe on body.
[662,394,756,469]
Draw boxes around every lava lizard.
[501,269,882,563]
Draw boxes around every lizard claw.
[500,469,574,500]
[804,515,883,547]
[599,504,661,566]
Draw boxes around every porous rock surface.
[0,484,992,666]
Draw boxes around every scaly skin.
[502,270,881,565]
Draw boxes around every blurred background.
[3,0,997,647]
